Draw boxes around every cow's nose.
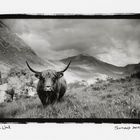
[45,86,52,91]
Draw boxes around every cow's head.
[26,61,71,92]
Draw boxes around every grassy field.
[0,73,140,118]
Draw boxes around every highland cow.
[26,61,71,106]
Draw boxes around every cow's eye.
[52,77,56,82]
[57,72,63,78]
[35,73,41,79]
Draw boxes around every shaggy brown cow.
[26,61,71,106]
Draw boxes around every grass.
[0,73,140,118]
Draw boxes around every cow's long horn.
[61,60,71,72]
[26,61,41,74]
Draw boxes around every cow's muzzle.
[44,86,52,92]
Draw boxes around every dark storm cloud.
[2,19,140,66]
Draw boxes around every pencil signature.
[115,125,140,130]
[0,125,11,130]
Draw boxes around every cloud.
[18,32,79,60]
[2,19,140,66]
[18,32,50,57]
[97,39,140,66]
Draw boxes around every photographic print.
[0,15,140,122]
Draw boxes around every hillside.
[0,71,140,118]
[61,54,140,83]
[124,63,140,74]
[0,20,48,73]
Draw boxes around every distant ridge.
[61,54,140,80]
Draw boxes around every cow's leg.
[38,94,48,106]
[58,88,66,101]
[50,93,58,104]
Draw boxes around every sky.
[3,19,140,66]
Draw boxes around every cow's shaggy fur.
[26,61,71,106]
[37,70,67,105]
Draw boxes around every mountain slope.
[0,21,44,65]
[61,54,140,83]
[0,20,51,73]
[61,54,124,76]
[124,63,140,74]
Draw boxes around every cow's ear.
[57,72,63,78]
[35,73,40,79]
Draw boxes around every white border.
[0,0,140,14]
[0,0,140,140]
